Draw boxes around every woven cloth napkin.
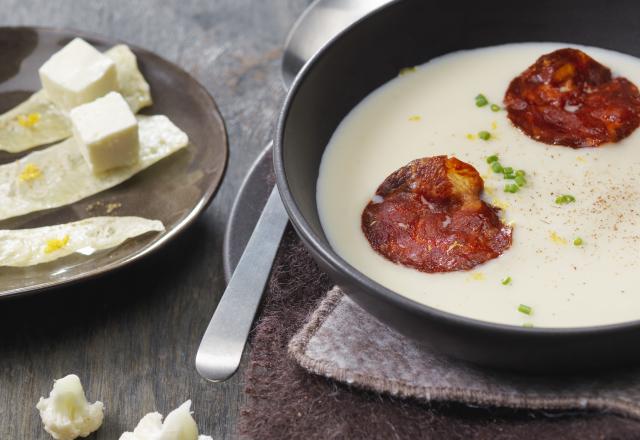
[238,227,640,439]
[289,286,640,417]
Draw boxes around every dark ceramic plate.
[274,0,640,372]
[0,27,227,299]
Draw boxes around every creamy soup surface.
[317,43,640,328]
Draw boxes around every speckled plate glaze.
[0,27,228,299]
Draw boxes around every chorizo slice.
[362,156,512,273]
[504,48,640,148]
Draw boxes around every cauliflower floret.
[36,374,104,440]
[119,400,212,440]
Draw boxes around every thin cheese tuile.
[0,45,152,153]
[0,115,188,221]
[0,216,164,267]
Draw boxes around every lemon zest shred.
[408,115,421,122]
[466,133,475,140]
[19,163,43,182]
[469,272,485,281]
[550,231,567,245]
[447,241,463,252]
[17,112,41,128]
[491,198,510,210]
[491,121,497,130]
[44,235,70,254]
[576,156,586,163]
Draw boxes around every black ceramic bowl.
[274,0,640,373]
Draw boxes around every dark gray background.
[0,1,308,438]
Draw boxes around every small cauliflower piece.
[120,401,212,440]
[70,92,140,174]
[39,38,118,111]
[36,374,104,440]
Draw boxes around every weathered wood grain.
[0,0,310,438]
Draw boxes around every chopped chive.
[490,103,501,112]
[399,66,416,75]
[478,130,491,140]
[574,237,583,246]
[514,175,527,187]
[486,154,499,164]
[504,183,519,193]
[502,166,514,175]
[491,161,503,173]
[475,94,488,107]
[501,276,512,285]
[518,304,533,315]
[555,194,576,204]
[504,173,516,180]
[522,322,534,328]
[515,170,526,177]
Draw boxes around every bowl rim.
[273,0,640,336]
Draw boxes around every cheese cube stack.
[70,92,139,173]
[39,38,118,110]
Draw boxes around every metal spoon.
[196,0,391,383]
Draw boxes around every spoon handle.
[196,185,288,382]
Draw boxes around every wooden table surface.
[0,1,309,438]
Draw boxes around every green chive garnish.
[475,94,488,107]
[490,160,528,188]
[518,304,533,315]
[504,183,519,193]
[399,66,416,75]
[478,130,491,140]
[574,237,583,246]
[501,276,512,285]
[490,103,501,112]
[522,322,534,328]
[555,194,576,204]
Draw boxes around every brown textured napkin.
[290,287,640,417]
[238,227,640,439]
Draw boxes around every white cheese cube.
[70,92,139,173]
[39,38,118,110]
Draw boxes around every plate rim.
[0,25,229,300]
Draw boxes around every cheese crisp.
[0,115,187,221]
[0,216,163,267]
